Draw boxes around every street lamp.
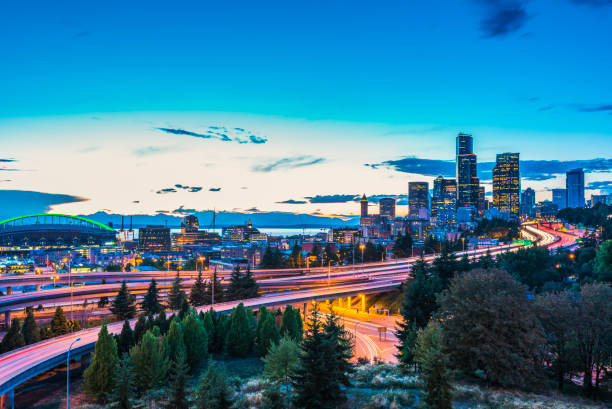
[63,257,73,328]
[66,337,81,409]
[359,244,365,266]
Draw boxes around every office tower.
[431,176,444,219]
[478,185,485,218]
[409,182,429,219]
[436,178,457,229]
[521,187,536,218]
[360,194,368,217]
[566,168,585,208]
[492,152,520,217]
[552,188,567,210]
[182,215,199,233]
[456,133,479,209]
[379,197,396,220]
[139,226,171,252]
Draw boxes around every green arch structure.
[0,214,114,232]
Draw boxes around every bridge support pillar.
[347,296,351,309]
[4,311,10,328]
[0,389,14,409]
[361,294,366,312]
[302,302,308,319]
[337,297,342,308]
[35,284,41,291]
[5,287,10,295]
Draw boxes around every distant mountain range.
[80,210,359,229]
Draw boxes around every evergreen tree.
[189,271,207,307]
[130,330,169,392]
[321,311,353,405]
[261,385,287,409]
[287,243,304,268]
[166,319,186,364]
[165,347,190,409]
[395,321,418,370]
[154,309,169,334]
[168,272,187,311]
[110,281,137,320]
[202,309,215,351]
[259,246,279,268]
[256,306,269,348]
[1,319,24,353]
[225,266,243,301]
[141,279,163,315]
[397,257,439,330]
[242,266,259,298]
[98,296,109,309]
[51,306,69,336]
[458,252,471,272]
[193,361,233,409]
[392,232,414,258]
[22,309,40,345]
[415,321,453,409]
[263,336,299,387]
[83,325,120,401]
[431,245,458,289]
[204,270,224,304]
[117,319,134,357]
[178,299,191,320]
[213,313,230,353]
[133,315,147,344]
[258,314,280,356]
[182,313,208,372]
[225,303,253,357]
[110,357,135,409]
[280,305,303,340]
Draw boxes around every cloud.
[0,190,87,219]
[0,159,16,163]
[209,188,221,192]
[253,155,326,172]
[587,181,612,192]
[538,104,555,112]
[156,185,203,194]
[276,199,308,204]
[477,1,529,38]
[172,206,197,215]
[188,187,202,192]
[572,103,612,113]
[306,194,360,203]
[371,157,612,182]
[156,188,177,194]
[157,126,268,144]
[133,146,177,156]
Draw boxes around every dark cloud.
[133,200,140,203]
[276,199,308,204]
[157,126,267,144]
[0,190,87,219]
[587,181,612,191]
[0,159,16,163]
[172,206,197,215]
[209,188,221,192]
[371,157,612,182]
[253,155,326,172]
[306,194,360,203]
[573,104,612,113]
[156,188,177,194]
[477,1,529,38]
[188,187,202,192]
[157,185,202,194]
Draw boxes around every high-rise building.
[552,188,567,210]
[181,215,199,233]
[492,152,520,217]
[139,226,171,252]
[566,168,585,208]
[379,198,396,220]
[456,133,479,209]
[360,194,368,217]
[521,187,536,218]
[477,185,485,218]
[431,176,444,219]
[436,178,457,229]
[408,182,429,219]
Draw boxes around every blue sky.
[0,0,611,219]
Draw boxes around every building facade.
[139,226,171,252]
[492,152,520,217]
[408,182,429,219]
[456,133,479,209]
[566,168,585,208]
[379,198,396,221]
[552,188,567,210]
[521,187,536,218]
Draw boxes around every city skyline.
[1,1,612,220]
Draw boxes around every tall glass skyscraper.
[435,178,457,229]
[379,197,396,220]
[492,152,520,217]
[566,168,585,208]
[408,182,429,219]
[456,133,479,209]
[552,188,567,210]
[521,187,536,218]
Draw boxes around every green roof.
[0,214,115,232]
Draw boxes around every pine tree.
[202,309,215,351]
[193,361,233,409]
[110,281,137,320]
[241,266,259,299]
[182,313,208,372]
[288,243,304,268]
[280,305,303,341]
[258,314,280,356]
[431,245,458,289]
[320,311,353,406]
[263,336,299,387]
[256,306,269,348]
[130,330,169,392]
[110,357,135,409]
[392,232,414,258]
[261,385,287,409]
[213,314,230,353]
[141,279,163,315]
[166,319,186,364]
[225,266,243,301]
[155,309,169,334]
[1,319,24,353]
[165,347,190,409]
[415,321,453,409]
[398,257,439,329]
[168,272,187,311]
[22,309,40,345]
[395,321,418,370]
[51,306,69,336]
[133,315,147,344]
[204,269,223,304]
[83,325,120,401]
[225,303,253,357]
[189,271,207,307]
[117,320,134,357]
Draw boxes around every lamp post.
[64,257,73,328]
[66,337,81,409]
[212,265,217,305]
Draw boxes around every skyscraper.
[436,178,457,229]
[379,197,396,220]
[456,133,479,209]
[408,182,429,219]
[360,194,368,217]
[477,185,485,218]
[552,188,567,210]
[566,168,585,208]
[521,187,536,218]
[431,175,444,219]
[492,152,520,217]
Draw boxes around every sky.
[1,0,611,220]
